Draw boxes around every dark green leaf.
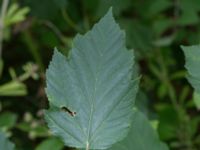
[0,112,17,130]
[36,137,64,150]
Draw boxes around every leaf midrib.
[86,45,103,148]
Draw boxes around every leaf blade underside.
[45,9,139,150]
[0,132,15,150]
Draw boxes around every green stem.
[42,20,66,44]
[0,0,9,59]
[22,30,44,72]
[154,48,194,149]
[155,48,179,111]
[81,1,90,31]
[61,8,82,33]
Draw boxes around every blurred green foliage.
[0,0,200,150]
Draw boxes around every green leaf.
[0,112,17,130]
[45,8,139,149]
[177,11,199,26]
[36,137,64,150]
[119,19,154,57]
[0,59,3,78]
[52,0,68,9]
[0,132,15,150]
[193,92,200,110]
[108,110,169,150]
[23,0,65,20]
[157,104,178,140]
[182,45,200,109]
[177,0,200,26]
[135,91,149,116]
[147,0,172,17]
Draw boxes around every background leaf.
[193,92,200,110]
[0,112,17,131]
[108,110,169,150]
[35,137,64,150]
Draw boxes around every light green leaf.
[0,132,15,150]
[4,3,30,27]
[45,8,139,150]
[182,45,200,109]
[108,110,169,150]
[0,81,27,96]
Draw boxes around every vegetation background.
[0,0,200,150]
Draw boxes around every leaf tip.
[102,7,115,22]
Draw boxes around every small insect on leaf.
[61,106,77,117]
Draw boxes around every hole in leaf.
[61,106,76,117]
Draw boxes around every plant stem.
[42,20,66,44]
[173,0,180,32]
[154,48,194,149]
[61,8,82,33]
[81,0,90,31]
[22,30,44,72]
[155,48,179,111]
[0,0,9,59]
